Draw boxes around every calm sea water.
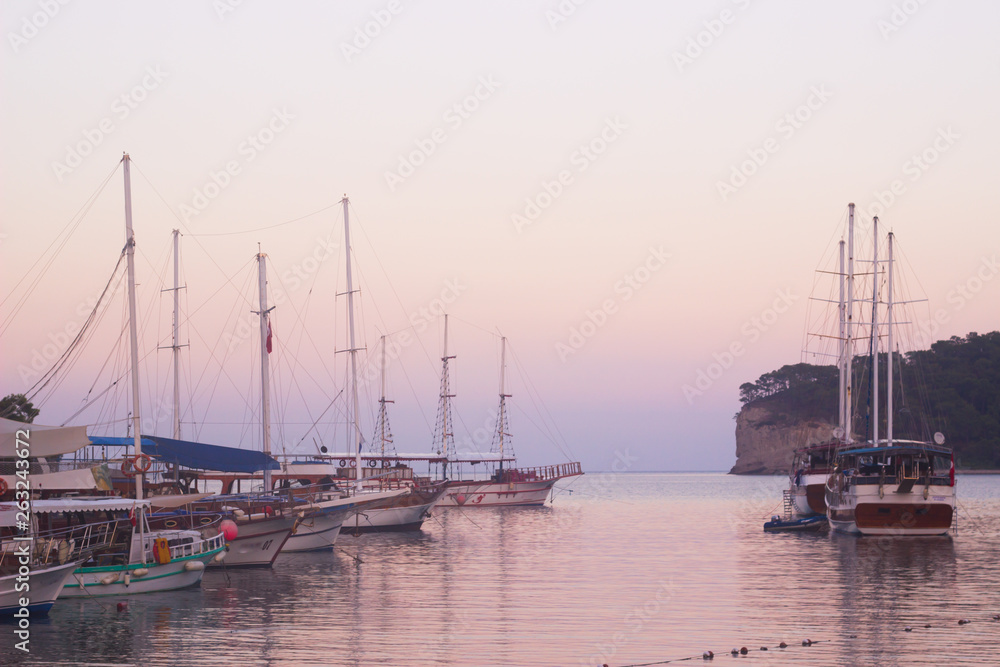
[5,473,1000,666]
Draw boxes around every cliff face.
[730,404,835,474]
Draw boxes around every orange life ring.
[349,459,357,468]
[0,477,8,495]
[133,454,153,473]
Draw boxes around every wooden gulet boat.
[823,211,956,536]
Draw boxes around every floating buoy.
[220,519,239,541]
[730,648,738,656]
[992,614,1000,621]
[117,602,128,612]
[802,639,813,646]
[924,624,932,628]
[455,494,466,505]
[740,647,748,655]
[702,650,714,659]
[779,642,787,648]
[958,619,971,625]
[905,627,913,632]
[760,646,768,651]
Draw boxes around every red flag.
[129,506,137,527]
[266,321,273,354]
[949,454,955,487]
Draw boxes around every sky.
[1,1,998,472]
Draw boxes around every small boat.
[763,514,828,532]
[0,560,79,616]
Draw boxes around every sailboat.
[436,321,583,508]
[824,211,956,536]
[58,156,226,594]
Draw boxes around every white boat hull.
[343,502,431,533]
[60,549,222,597]
[208,515,294,567]
[282,514,343,552]
[439,480,557,507]
[0,560,79,615]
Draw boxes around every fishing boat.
[824,209,956,535]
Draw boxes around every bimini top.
[88,435,280,473]
[1,417,89,458]
[4,497,150,514]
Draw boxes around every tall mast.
[871,216,879,446]
[845,203,855,444]
[342,196,363,490]
[170,230,182,439]
[122,154,144,503]
[436,315,456,480]
[376,335,394,458]
[256,251,273,493]
[887,231,895,447]
[496,336,511,473]
[837,239,846,439]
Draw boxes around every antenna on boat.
[255,251,275,492]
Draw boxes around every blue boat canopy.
[88,435,280,473]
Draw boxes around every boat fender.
[214,551,227,563]
[133,568,149,577]
[57,539,70,564]
[220,519,239,541]
[185,560,206,572]
[100,573,120,585]
[455,494,466,505]
[124,572,131,587]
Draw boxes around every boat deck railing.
[0,517,130,569]
[498,462,583,483]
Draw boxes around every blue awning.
[88,435,279,473]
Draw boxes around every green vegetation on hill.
[739,331,1000,468]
